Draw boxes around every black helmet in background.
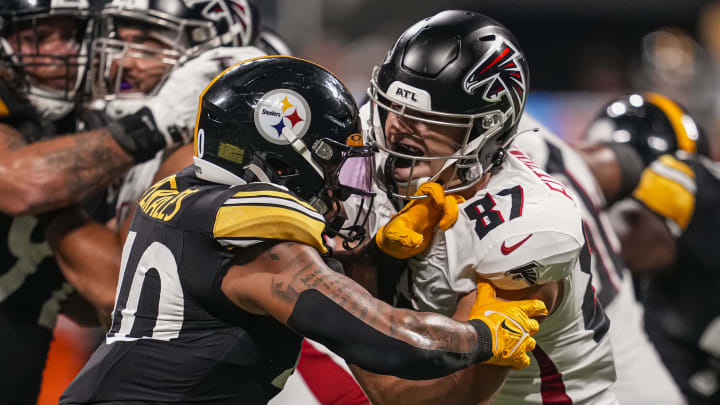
[586,92,710,166]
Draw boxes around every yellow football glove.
[375,182,465,259]
[469,281,547,369]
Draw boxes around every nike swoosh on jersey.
[501,234,533,255]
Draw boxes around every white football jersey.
[346,103,619,404]
[113,46,268,225]
[115,151,165,224]
[515,115,685,405]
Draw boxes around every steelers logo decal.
[254,89,312,145]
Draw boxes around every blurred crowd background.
[257,0,720,154]
[38,1,720,403]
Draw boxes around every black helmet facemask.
[309,137,376,249]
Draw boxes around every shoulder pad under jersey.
[439,154,585,290]
[212,182,328,254]
[633,153,697,234]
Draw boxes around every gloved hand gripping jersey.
[375,182,465,259]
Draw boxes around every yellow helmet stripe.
[192,55,345,157]
[0,98,9,117]
[193,55,269,157]
[644,93,697,154]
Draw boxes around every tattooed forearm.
[272,243,477,353]
[0,126,135,214]
[41,130,132,200]
[271,262,312,303]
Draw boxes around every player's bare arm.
[350,281,561,405]
[222,241,545,380]
[224,242,478,378]
[0,123,133,215]
[46,144,195,325]
[612,202,677,275]
[46,207,122,326]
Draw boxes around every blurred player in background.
[0,1,134,402]
[46,0,266,325]
[60,55,546,405]
[0,0,261,401]
[341,10,618,404]
[586,93,719,404]
[514,110,686,404]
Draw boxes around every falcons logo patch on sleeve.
[462,35,526,125]
[505,262,540,287]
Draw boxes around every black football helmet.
[194,56,375,245]
[0,0,94,119]
[90,0,259,100]
[367,10,529,199]
[586,92,710,166]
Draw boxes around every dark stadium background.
[257,0,719,152]
[38,1,719,403]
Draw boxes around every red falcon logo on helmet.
[462,35,526,125]
[186,0,254,45]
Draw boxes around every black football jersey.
[61,166,329,404]
[632,152,720,403]
[0,110,82,404]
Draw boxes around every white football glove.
[106,46,266,148]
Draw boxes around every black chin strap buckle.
[492,148,507,167]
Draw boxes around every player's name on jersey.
[510,150,574,201]
[138,175,198,221]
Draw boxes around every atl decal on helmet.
[462,34,526,126]
[253,89,312,145]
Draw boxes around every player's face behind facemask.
[366,10,529,201]
[1,14,89,101]
[381,107,475,192]
[89,0,259,102]
[90,17,182,99]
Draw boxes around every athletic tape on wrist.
[107,107,167,163]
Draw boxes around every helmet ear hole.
[207,112,223,125]
[265,155,299,178]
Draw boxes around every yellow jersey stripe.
[633,168,695,230]
[214,205,327,254]
[658,154,695,180]
[645,93,697,154]
[230,190,317,212]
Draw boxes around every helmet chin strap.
[280,127,336,217]
[281,126,324,178]
[425,124,497,186]
[244,163,271,182]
